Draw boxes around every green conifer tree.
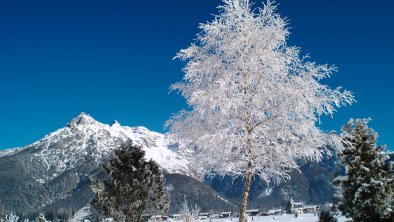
[318,210,337,222]
[285,199,293,214]
[92,142,168,221]
[334,119,393,222]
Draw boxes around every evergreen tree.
[318,211,337,222]
[285,199,293,214]
[36,213,46,222]
[334,119,393,222]
[92,142,168,222]
[1,212,19,222]
[180,197,200,222]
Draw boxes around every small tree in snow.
[1,212,19,222]
[318,211,337,222]
[180,197,200,222]
[334,119,394,222]
[35,213,46,222]
[92,142,168,222]
[166,0,353,221]
[285,199,293,214]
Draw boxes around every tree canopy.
[167,0,354,182]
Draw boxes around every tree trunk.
[239,157,253,222]
[239,69,254,222]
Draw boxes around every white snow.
[264,187,273,196]
[191,214,347,222]
[113,125,189,174]
[0,147,23,158]
[333,175,349,182]
[69,204,92,222]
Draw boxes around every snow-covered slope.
[0,113,240,214]
[1,112,188,183]
[0,147,23,158]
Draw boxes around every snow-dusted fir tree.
[1,212,19,222]
[318,211,337,222]
[36,213,46,222]
[334,119,393,222]
[180,197,200,222]
[92,142,168,222]
[285,199,293,214]
[166,0,353,221]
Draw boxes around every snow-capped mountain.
[0,113,188,184]
[0,113,209,214]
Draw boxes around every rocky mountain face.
[0,113,354,216]
[205,152,344,211]
[0,113,227,215]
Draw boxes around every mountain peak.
[67,112,97,126]
[2,112,189,182]
[111,120,121,127]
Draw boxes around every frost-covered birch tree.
[166,0,354,221]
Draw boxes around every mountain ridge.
[0,113,189,181]
[0,113,214,215]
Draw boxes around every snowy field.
[182,214,347,222]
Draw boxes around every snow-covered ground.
[69,205,91,222]
[177,214,347,222]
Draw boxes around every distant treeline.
[13,207,73,221]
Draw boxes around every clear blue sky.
[0,0,393,150]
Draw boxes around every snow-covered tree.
[1,212,19,222]
[334,119,394,222]
[318,211,337,222]
[285,199,293,214]
[166,0,354,220]
[179,197,200,222]
[35,213,46,222]
[92,142,168,222]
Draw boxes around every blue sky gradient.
[0,0,393,150]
